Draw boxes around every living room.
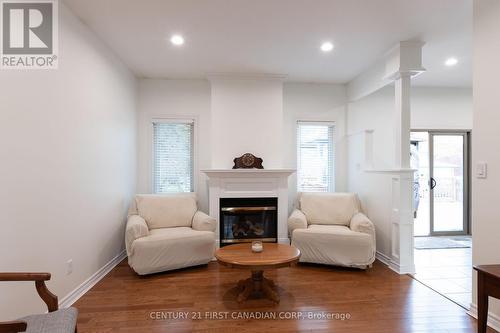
[0,0,499,332]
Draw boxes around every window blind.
[153,120,194,193]
[297,121,335,192]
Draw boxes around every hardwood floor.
[74,259,495,332]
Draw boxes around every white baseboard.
[376,251,415,275]
[468,303,500,332]
[376,251,391,266]
[278,237,290,244]
[59,250,127,309]
[389,261,415,275]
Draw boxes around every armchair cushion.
[287,209,307,236]
[292,225,375,267]
[299,192,360,226]
[134,193,197,229]
[18,307,78,333]
[125,215,149,256]
[192,211,216,232]
[128,227,215,275]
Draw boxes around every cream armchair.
[126,193,216,275]
[288,192,376,269]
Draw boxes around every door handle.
[430,177,437,190]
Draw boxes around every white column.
[389,72,415,274]
[394,73,412,169]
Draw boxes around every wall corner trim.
[59,250,127,309]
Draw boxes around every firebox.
[219,197,278,246]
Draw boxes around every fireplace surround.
[202,169,295,246]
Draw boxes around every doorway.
[411,130,470,236]
[411,130,472,309]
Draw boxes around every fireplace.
[202,169,295,246]
[219,197,278,246]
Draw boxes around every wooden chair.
[0,273,77,333]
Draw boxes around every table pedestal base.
[237,270,279,303]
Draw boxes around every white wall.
[347,87,396,257]
[0,4,137,320]
[136,80,348,212]
[347,85,472,259]
[348,87,395,169]
[472,0,500,323]
[137,79,211,212]
[210,77,284,169]
[412,87,473,130]
[283,83,348,210]
[349,85,473,170]
[136,79,471,221]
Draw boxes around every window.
[153,120,194,193]
[297,121,335,192]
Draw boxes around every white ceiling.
[63,0,472,87]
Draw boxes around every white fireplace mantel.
[202,169,295,177]
[202,169,295,246]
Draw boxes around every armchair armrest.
[0,273,51,281]
[350,212,376,244]
[126,215,149,256]
[0,321,27,333]
[288,209,308,237]
[0,272,58,314]
[192,211,216,232]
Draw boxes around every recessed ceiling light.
[320,42,334,52]
[445,57,458,66]
[170,35,184,46]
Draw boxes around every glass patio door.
[411,131,469,236]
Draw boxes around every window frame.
[296,120,336,193]
[150,116,198,194]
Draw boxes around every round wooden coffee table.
[215,243,300,303]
